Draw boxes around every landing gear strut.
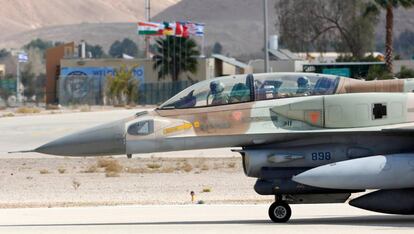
[268,196,291,223]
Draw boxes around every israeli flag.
[18,53,28,63]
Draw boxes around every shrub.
[83,165,98,173]
[227,162,236,168]
[182,162,193,172]
[72,180,81,190]
[147,163,162,169]
[39,169,50,174]
[202,187,212,193]
[396,66,414,79]
[57,168,66,174]
[16,107,41,114]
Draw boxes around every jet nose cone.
[36,120,126,156]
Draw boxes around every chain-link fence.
[0,75,47,108]
[58,74,194,106]
[1,74,194,108]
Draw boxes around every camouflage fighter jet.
[27,73,414,222]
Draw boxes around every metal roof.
[212,54,249,68]
[268,49,290,60]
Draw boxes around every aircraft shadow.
[290,215,414,227]
[1,215,414,228]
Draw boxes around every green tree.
[86,43,105,58]
[24,39,62,51]
[366,65,393,80]
[20,63,36,99]
[106,65,139,105]
[396,66,414,78]
[108,38,139,58]
[367,0,414,73]
[212,42,223,54]
[152,36,200,83]
[0,49,10,59]
[276,0,379,58]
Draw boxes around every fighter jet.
[24,72,414,222]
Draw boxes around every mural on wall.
[59,66,144,105]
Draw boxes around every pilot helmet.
[297,76,310,88]
[210,80,225,94]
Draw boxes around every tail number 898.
[311,152,331,161]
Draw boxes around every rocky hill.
[0,0,412,58]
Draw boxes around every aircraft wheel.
[268,201,291,223]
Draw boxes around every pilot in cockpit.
[296,76,311,96]
[209,80,228,105]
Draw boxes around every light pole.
[263,0,269,73]
[145,0,151,59]
[16,58,21,103]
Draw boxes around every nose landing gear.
[268,196,291,223]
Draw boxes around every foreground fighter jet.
[25,72,414,222]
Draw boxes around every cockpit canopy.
[159,73,341,109]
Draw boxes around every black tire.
[268,201,292,223]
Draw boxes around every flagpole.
[201,35,205,58]
[145,0,151,59]
[16,58,20,103]
[263,0,269,73]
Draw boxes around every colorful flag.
[182,23,190,38]
[18,52,28,63]
[194,23,205,36]
[138,21,162,35]
[175,22,190,38]
[162,22,175,36]
[187,23,205,37]
[138,21,204,37]
[175,22,183,37]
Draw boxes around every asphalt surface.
[0,204,413,234]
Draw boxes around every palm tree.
[369,0,414,73]
[106,65,139,105]
[152,36,200,83]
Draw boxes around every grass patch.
[16,107,41,114]
[160,166,175,173]
[181,162,193,173]
[125,167,148,174]
[202,187,212,193]
[105,171,120,177]
[46,104,60,110]
[227,162,236,168]
[39,169,50,174]
[1,113,14,117]
[80,105,91,112]
[97,158,123,177]
[83,165,98,173]
[104,161,123,173]
[72,180,81,190]
[201,164,209,171]
[146,163,162,169]
[57,168,66,174]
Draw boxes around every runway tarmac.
[0,204,413,234]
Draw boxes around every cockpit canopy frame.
[159,73,341,110]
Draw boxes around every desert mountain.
[0,0,178,36]
[0,0,412,58]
